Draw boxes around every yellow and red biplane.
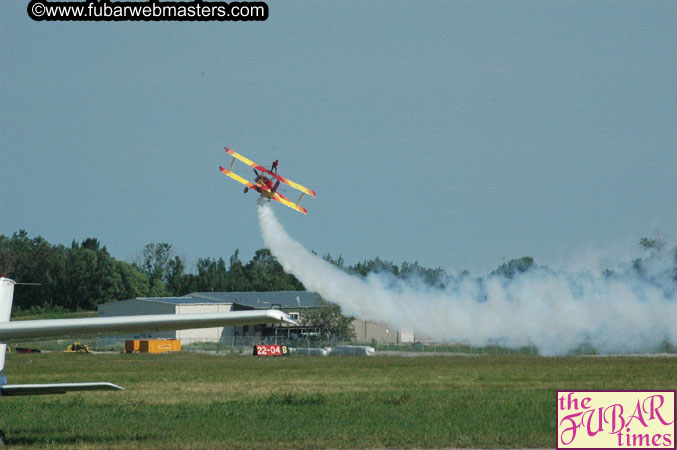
[219,148,316,215]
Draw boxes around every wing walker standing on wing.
[219,148,316,215]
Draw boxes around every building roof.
[185,291,321,309]
[100,292,322,309]
[136,296,230,305]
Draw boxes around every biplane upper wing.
[225,148,317,198]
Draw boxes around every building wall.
[399,327,415,343]
[99,299,243,342]
[175,303,235,342]
[351,319,401,344]
[98,299,177,339]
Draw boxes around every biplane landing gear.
[244,187,249,193]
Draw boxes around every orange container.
[138,339,181,354]
[125,340,141,353]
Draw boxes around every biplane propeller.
[219,148,316,215]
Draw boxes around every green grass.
[373,342,542,355]
[1,353,676,449]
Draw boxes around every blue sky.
[1,1,675,274]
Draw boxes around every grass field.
[1,352,675,449]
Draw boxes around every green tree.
[639,237,665,254]
[227,249,249,291]
[635,236,673,277]
[3,232,69,310]
[166,256,187,296]
[195,257,228,292]
[1,232,160,311]
[115,260,151,299]
[136,242,172,296]
[400,261,448,286]
[62,240,123,310]
[350,257,399,277]
[302,297,355,340]
[491,257,535,279]
[0,234,17,275]
[245,249,303,291]
[322,253,345,268]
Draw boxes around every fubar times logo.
[557,390,675,449]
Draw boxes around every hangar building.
[98,291,415,343]
[97,296,256,341]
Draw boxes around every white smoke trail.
[258,203,677,355]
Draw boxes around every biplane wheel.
[0,429,6,445]
[244,187,249,193]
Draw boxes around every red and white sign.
[253,344,289,356]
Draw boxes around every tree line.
[0,231,302,313]
[0,231,461,314]
[1,230,673,315]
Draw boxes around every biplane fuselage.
[251,174,279,197]
[219,148,316,215]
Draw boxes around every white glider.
[0,276,297,396]
[0,276,294,444]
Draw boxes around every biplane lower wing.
[219,166,256,190]
[272,192,308,215]
[225,148,317,198]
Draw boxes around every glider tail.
[0,277,125,396]
[0,277,15,386]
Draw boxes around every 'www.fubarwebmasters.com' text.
[28,0,268,22]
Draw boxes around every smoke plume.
[258,203,677,355]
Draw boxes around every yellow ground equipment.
[64,342,90,353]
[125,339,181,354]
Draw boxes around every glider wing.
[2,382,124,396]
[0,310,297,343]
